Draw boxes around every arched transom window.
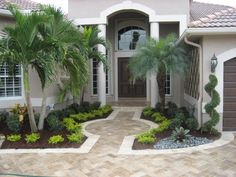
[118,26,146,51]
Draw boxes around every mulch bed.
[1,130,87,149]
[132,112,221,150]
[0,110,113,149]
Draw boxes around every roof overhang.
[0,9,32,17]
[179,27,236,42]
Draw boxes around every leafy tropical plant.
[143,107,154,117]
[6,134,21,142]
[67,132,84,143]
[136,132,156,144]
[25,133,40,143]
[48,135,64,144]
[171,127,190,142]
[129,34,188,111]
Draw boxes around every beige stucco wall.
[202,35,236,131]
[202,35,236,103]
[68,0,189,20]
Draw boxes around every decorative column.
[97,24,106,106]
[150,22,159,107]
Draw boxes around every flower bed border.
[0,110,115,154]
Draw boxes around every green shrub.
[6,134,21,142]
[63,107,77,117]
[46,114,63,131]
[202,74,220,133]
[70,112,94,121]
[151,113,167,123]
[150,120,171,134]
[177,107,190,118]
[185,117,199,131]
[171,127,190,142]
[169,118,182,130]
[47,110,65,119]
[136,132,155,144]
[0,110,9,122]
[155,102,162,113]
[166,102,178,118]
[63,118,81,133]
[79,102,91,113]
[6,114,21,133]
[143,107,154,117]
[169,112,186,130]
[67,103,80,113]
[100,105,112,114]
[25,133,40,143]
[67,132,84,143]
[91,110,104,117]
[90,102,101,110]
[48,135,64,144]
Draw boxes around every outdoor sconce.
[211,54,218,73]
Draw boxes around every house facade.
[1,0,236,131]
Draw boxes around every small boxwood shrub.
[169,112,186,130]
[48,135,64,144]
[177,107,190,118]
[136,132,155,144]
[67,132,84,143]
[46,114,63,131]
[0,110,9,123]
[166,102,178,118]
[6,114,21,133]
[25,133,40,143]
[78,102,90,113]
[155,102,162,113]
[185,117,199,131]
[143,107,154,117]
[6,134,21,142]
[90,102,101,111]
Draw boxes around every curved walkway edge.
[118,132,235,155]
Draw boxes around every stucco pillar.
[97,24,106,106]
[150,22,159,107]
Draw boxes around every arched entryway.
[223,58,236,131]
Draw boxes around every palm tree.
[0,5,52,132]
[129,34,188,111]
[79,26,107,104]
[37,6,89,130]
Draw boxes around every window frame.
[165,71,172,96]
[0,64,24,100]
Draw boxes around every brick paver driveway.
[0,109,236,177]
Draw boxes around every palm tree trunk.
[38,88,47,130]
[80,88,85,105]
[156,71,166,112]
[23,68,38,132]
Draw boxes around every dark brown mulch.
[0,110,113,149]
[1,130,87,149]
[132,130,221,150]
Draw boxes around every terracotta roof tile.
[190,1,236,28]
[0,0,39,10]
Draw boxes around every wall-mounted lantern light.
[211,54,218,73]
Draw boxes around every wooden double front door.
[118,58,146,98]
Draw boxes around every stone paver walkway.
[0,108,236,177]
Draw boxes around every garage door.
[224,58,236,131]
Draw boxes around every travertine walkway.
[0,109,236,177]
